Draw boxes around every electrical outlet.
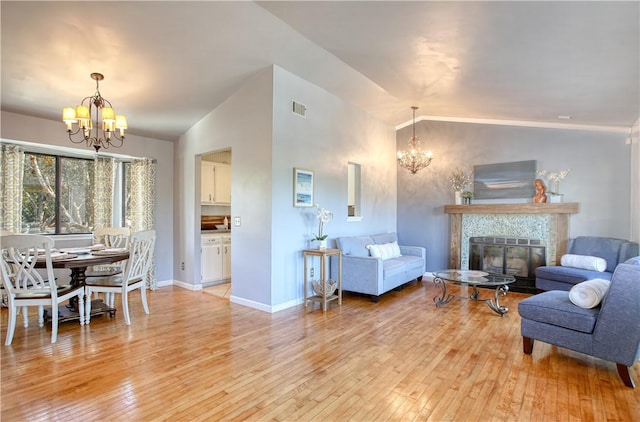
[310,267,314,278]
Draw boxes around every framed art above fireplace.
[473,160,536,200]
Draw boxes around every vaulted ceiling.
[1,1,638,142]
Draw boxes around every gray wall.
[176,65,397,311]
[397,120,633,272]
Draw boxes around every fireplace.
[469,236,546,294]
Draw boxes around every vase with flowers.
[313,205,333,249]
[537,169,571,202]
[449,168,473,205]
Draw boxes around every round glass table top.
[433,270,515,286]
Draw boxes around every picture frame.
[473,160,537,200]
[293,168,314,207]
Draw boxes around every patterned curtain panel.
[93,157,116,229]
[0,144,25,233]
[130,158,157,289]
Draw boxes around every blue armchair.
[535,236,639,291]
[519,257,640,388]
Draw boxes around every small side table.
[303,248,342,311]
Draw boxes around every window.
[22,153,95,234]
[347,162,362,220]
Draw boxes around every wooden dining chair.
[84,230,156,325]
[0,234,85,345]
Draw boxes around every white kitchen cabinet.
[202,233,231,283]
[201,162,231,205]
[222,234,231,279]
[201,234,222,282]
[201,161,215,205]
[213,163,231,205]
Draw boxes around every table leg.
[485,285,510,317]
[433,276,455,307]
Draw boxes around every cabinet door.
[213,163,231,205]
[222,238,231,279]
[201,162,215,204]
[201,237,222,281]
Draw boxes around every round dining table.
[36,250,130,323]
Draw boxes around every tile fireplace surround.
[444,203,580,270]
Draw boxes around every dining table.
[36,250,130,323]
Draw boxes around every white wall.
[175,65,396,311]
[397,120,633,272]
[1,111,175,284]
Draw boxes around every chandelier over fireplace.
[62,72,127,152]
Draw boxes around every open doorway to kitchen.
[198,148,232,300]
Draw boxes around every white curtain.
[93,157,116,229]
[0,144,25,233]
[630,118,639,243]
[130,158,157,289]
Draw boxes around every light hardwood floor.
[2,281,639,421]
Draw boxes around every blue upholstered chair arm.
[593,263,640,366]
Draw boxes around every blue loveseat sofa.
[535,236,639,291]
[330,233,426,302]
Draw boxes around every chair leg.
[22,306,29,328]
[523,336,534,354]
[616,363,636,388]
[78,293,85,326]
[85,290,92,324]
[5,305,17,345]
[140,288,149,315]
[122,292,131,325]
[51,301,58,344]
[38,305,44,327]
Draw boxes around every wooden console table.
[303,248,342,311]
[444,203,580,269]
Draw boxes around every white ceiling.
[1,1,638,142]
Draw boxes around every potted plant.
[537,169,570,203]
[461,191,474,205]
[313,205,333,249]
[449,168,473,204]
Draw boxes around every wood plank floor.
[2,281,639,421]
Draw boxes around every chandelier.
[397,106,433,174]
[62,73,127,152]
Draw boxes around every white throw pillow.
[367,241,402,260]
[569,278,611,309]
[561,254,607,272]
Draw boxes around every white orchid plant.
[537,169,571,195]
[314,205,333,241]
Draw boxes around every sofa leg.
[417,276,423,282]
[523,336,534,354]
[370,295,379,303]
[616,363,636,388]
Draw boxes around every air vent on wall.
[292,101,306,118]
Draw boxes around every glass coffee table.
[432,270,515,317]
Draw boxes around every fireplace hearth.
[469,236,546,294]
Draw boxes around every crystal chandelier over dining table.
[397,106,433,174]
[62,72,127,152]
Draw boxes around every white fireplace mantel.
[444,203,580,269]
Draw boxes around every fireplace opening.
[469,236,545,294]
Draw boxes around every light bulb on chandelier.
[397,106,433,174]
[62,72,127,152]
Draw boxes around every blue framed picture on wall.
[293,168,314,207]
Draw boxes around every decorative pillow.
[560,254,607,272]
[367,241,402,260]
[569,278,611,309]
